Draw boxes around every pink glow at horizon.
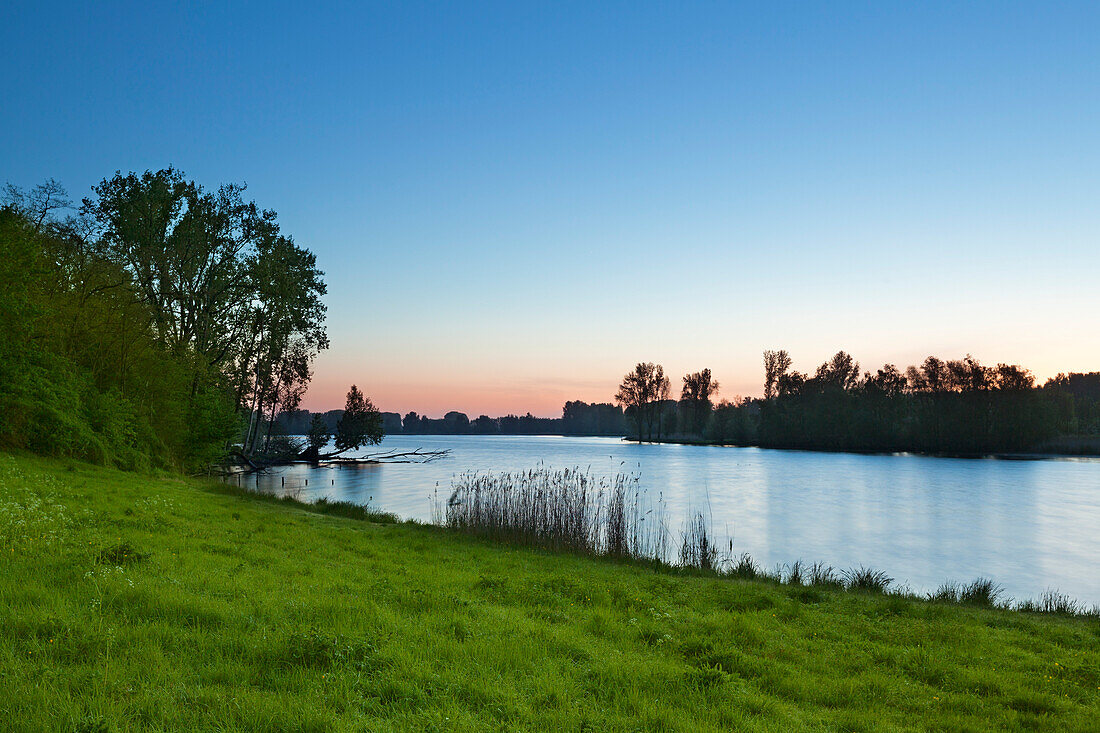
[299,348,1091,418]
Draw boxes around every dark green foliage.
[0,202,208,468]
[1,172,327,470]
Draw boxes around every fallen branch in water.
[327,448,451,464]
[220,447,450,473]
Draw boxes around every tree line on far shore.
[277,353,1100,455]
[612,352,1100,454]
[278,401,629,437]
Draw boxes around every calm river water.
[234,435,1100,605]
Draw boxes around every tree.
[763,350,792,400]
[864,364,907,397]
[814,351,861,391]
[994,364,1034,392]
[681,369,719,436]
[3,178,72,231]
[334,385,384,453]
[239,234,328,455]
[307,414,330,451]
[1,180,239,469]
[907,356,948,393]
[443,411,471,433]
[615,362,670,441]
[79,168,328,460]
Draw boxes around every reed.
[443,467,669,562]
[679,511,719,571]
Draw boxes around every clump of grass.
[95,541,147,565]
[807,562,843,588]
[959,578,1004,607]
[727,553,760,580]
[929,581,961,603]
[685,663,729,690]
[1018,590,1082,615]
[785,560,804,586]
[844,566,893,594]
[279,627,382,673]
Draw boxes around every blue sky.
[4,2,1099,415]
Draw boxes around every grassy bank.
[1,454,1098,731]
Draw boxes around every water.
[234,434,1100,606]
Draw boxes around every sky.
[3,2,1099,416]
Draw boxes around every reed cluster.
[442,468,669,561]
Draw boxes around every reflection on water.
[228,435,1100,605]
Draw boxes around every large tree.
[80,168,328,459]
[615,362,670,441]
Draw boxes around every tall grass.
[443,468,669,562]
[679,512,719,571]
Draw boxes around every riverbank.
[2,453,1098,730]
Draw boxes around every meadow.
[1,452,1098,731]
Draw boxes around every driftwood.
[321,448,450,464]
[221,446,450,473]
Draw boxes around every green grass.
[1,453,1098,731]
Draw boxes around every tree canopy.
[1,171,328,470]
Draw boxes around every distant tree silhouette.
[681,369,719,436]
[616,362,670,441]
[307,414,330,451]
[1044,372,1100,435]
[334,385,383,453]
[757,351,1071,453]
[763,350,792,400]
[443,411,471,433]
[562,401,627,435]
[814,351,860,391]
[471,415,499,434]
